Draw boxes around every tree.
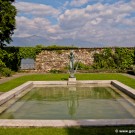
[0,0,16,48]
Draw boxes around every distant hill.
[9,36,135,47]
[9,36,104,47]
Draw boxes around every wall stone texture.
[35,48,103,72]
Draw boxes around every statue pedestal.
[68,77,76,85]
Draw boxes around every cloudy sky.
[11,0,135,47]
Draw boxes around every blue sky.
[11,0,135,47]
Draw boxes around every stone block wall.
[35,48,103,72]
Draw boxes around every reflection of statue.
[67,87,79,118]
[69,50,75,78]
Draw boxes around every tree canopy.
[0,0,16,48]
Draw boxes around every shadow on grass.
[65,126,135,135]
[61,78,68,80]
[127,70,135,75]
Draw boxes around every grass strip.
[0,73,134,92]
[0,127,135,135]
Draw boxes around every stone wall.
[35,48,103,72]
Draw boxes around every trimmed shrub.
[1,68,12,77]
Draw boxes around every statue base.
[68,77,76,85]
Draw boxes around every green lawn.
[0,73,135,92]
[0,127,135,135]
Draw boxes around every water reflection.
[67,87,79,117]
[0,86,135,119]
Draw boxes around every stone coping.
[111,80,135,99]
[0,119,135,127]
[0,81,33,106]
[0,80,135,127]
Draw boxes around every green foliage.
[93,48,134,71]
[0,0,16,47]
[0,49,9,69]
[18,45,78,60]
[56,50,63,54]
[114,48,134,70]
[0,59,6,68]
[44,45,78,50]
[0,67,12,77]
[74,62,90,70]
[0,47,20,72]
[49,69,63,73]
[19,47,37,59]
[19,45,45,59]
[3,47,20,71]
[0,49,7,77]
[35,44,44,54]
[93,48,116,69]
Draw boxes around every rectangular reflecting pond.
[0,85,135,119]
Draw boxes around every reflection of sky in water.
[0,86,135,119]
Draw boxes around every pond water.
[0,85,135,119]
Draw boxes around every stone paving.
[0,119,134,127]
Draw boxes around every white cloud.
[59,1,135,28]
[14,2,60,17]
[14,16,53,38]
[91,18,102,25]
[70,0,89,7]
[59,8,90,30]
[57,1,135,46]
[13,0,135,46]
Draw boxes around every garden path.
[122,73,135,79]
